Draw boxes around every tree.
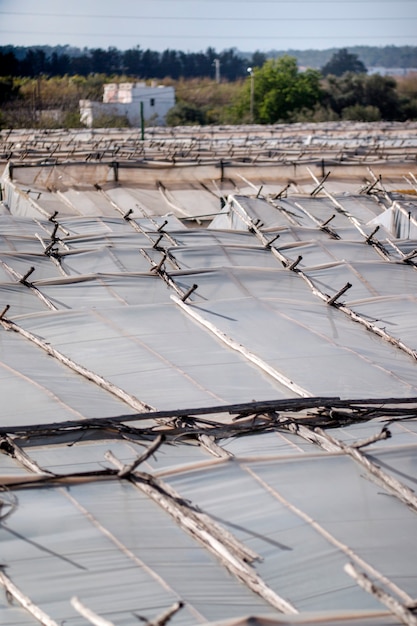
[251,51,267,69]
[232,56,322,123]
[48,51,71,76]
[0,51,18,76]
[90,48,122,74]
[218,48,246,81]
[141,49,160,77]
[0,77,20,104]
[321,49,367,77]
[71,52,92,76]
[322,72,366,116]
[364,74,400,120]
[322,72,402,120]
[123,47,143,76]
[20,48,47,76]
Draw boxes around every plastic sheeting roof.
[1,125,417,626]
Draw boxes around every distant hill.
[0,44,85,61]
[241,46,417,70]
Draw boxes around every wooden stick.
[350,426,391,449]
[0,304,10,320]
[344,563,417,626]
[180,283,198,303]
[0,570,60,626]
[327,282,352,306]
[71,596,115,626]
[19,266,36,284]
[287,255,302,271]
[198,433,233,459]
[365,225,380,244]
[146,601,184,626]
[117,434,165,477]
[0,435,55,476]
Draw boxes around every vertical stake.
[265,234,280,248]
[0,304,10,319]
[287,255,302,271]
[20,267,35,284]
[152,234,164,249]
[51,222,59,240]
[157,220,168,232]
[181,284,198,302]
[366,226,380,243]
[328,282,352,306]
[320,214,336,229]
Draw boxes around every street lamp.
[247,67,254,124]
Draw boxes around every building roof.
[1,122,417,626]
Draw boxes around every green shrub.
[341,104,381,121]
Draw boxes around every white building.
[80,81,175,128]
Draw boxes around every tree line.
[2,44,416,80]
[0,46,250,81]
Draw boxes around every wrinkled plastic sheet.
[167,444,417,608]
[16,299,296,411]
[1,480,271,625]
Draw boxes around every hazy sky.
[1,0,416,53]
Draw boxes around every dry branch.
[116,434,165,477]
[145,601,184,626]
[0,570,59,626]
[344,563,417,626]
[0,396,416,440]
[71,596,115,626]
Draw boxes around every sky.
[1,0,416,54]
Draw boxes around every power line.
[2,31,415,41]
[1,0,415,4]
[1,12,416,21]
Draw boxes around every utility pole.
[247,67,254,123]
[214,59,221,84]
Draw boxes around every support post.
[140,101,145,141]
